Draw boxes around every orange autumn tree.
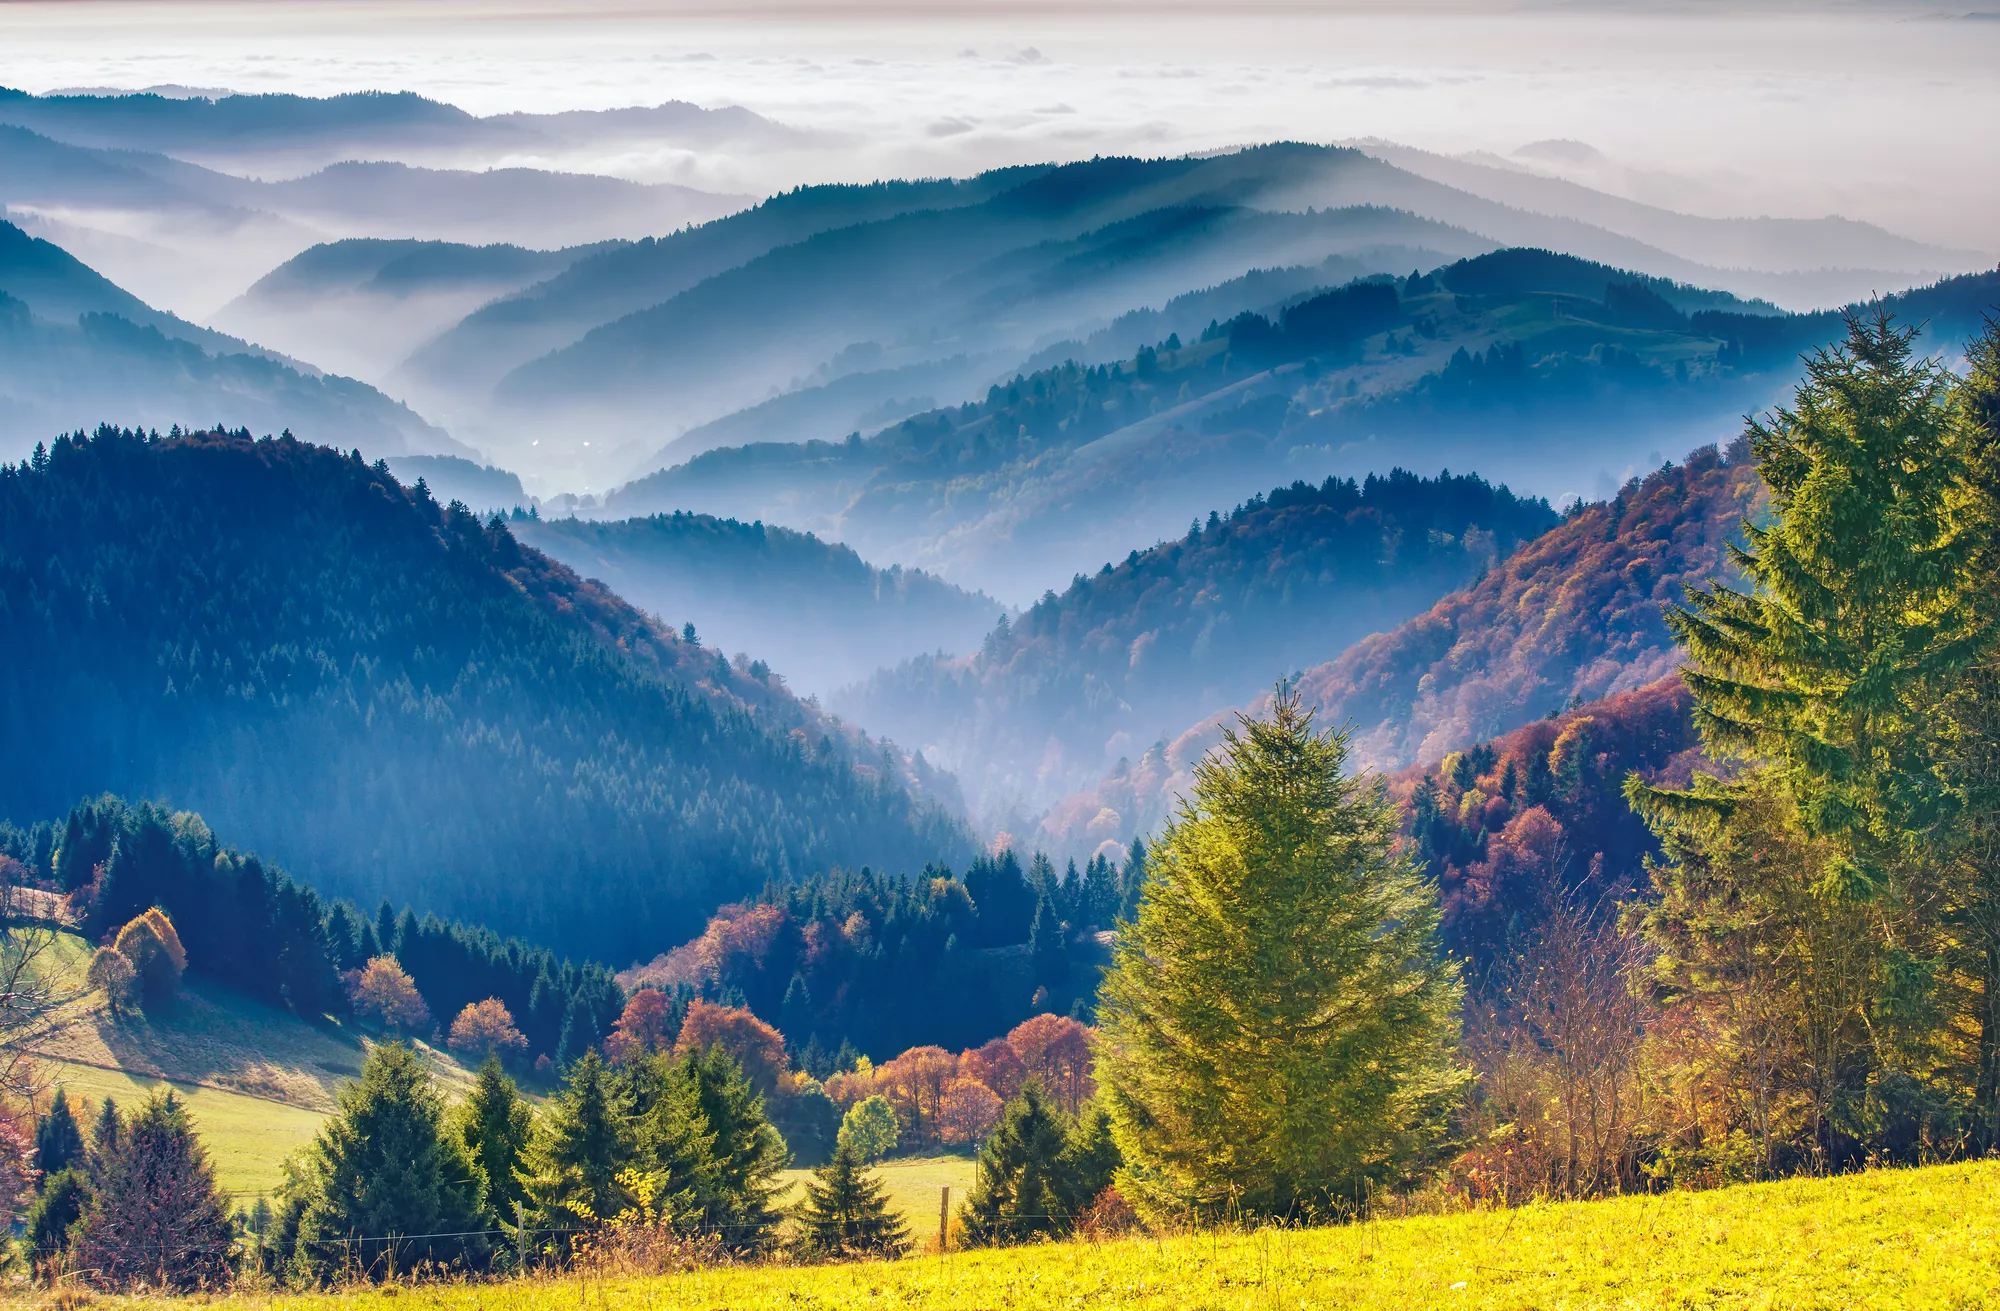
[1008,1014,1096,1113]
[937,1079,1004,1146]
[959,1037,1027,1101]
[875,1045,957,1146]
[675,999,788,1096]
[604,988,679,1065]
[448,998,529,1064]
[345,955,432,1034]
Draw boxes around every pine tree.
[1096,685,1468,1223]
[625,1053,719,1230]
[278,1043,488,1281]
[518,1050,630,1245]
[780,973,813,1047]
[26,1167,90,1261]
[69,1092,234,1290]
[960,1081,1071,1245]
[1946,320,2000,1145]
[793,1142,909,1259]
[1028,893,1068,987]
[1654,312,1974,897]
[684,1044,787,1250]
[450,1056,534,1226]
[88,1096,119,1178]
[35,1088,85,1177]
[1117,838,1148,925]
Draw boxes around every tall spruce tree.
[793,1141,909,1259]
[69,1092,234,1291]
[35,1088,85,1178]
[684,1044,787,1250]
[518,1050,630,1245]
[960,1081,1071,1245]
[1657,312,1974,896]
[1945,320,2000,1146]
[625,1052,720,1231]
[450,1056,534,1228]
[277,1043,487,1281]
[1096,685,1467,1222]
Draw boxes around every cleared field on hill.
[104,1159,1997,1310]
[775,1154,977,1239]
[25,932,476,1198]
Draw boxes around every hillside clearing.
[23,932,478,1197]
[71,1159,2000,1310]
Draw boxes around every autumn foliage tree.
[112,908,186,1009]
[675,1000,788,1098]
[604,988,681,1065]
[448,999,529,1065]
[345,955,433,1034]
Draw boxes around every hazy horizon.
[3,1,1996,254]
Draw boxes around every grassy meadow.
[775,1154,977,1240]
[44,1159,1999,1311]
[24,931,477,1198]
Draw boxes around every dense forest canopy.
[0,427,971,961]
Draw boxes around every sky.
[2,1,1997,250]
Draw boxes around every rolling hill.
[210,238,624,381]
[0,428,972,960]
[835,468,1558,817]
[1035,441,1762,859]
[517,511,1004,698]
[407,141,1943,488]
[0,220,463,463]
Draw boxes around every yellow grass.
[45,1159,2000,1310]
[775,1153,977,1239]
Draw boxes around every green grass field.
[24,931,478,1199]
[60,1159,1998,1310]
[776,1154,977,1240]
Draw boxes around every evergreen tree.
[69,1092,234,1290]
[1117,838,1148,925]
[1096,685,1468,1223]
[960,1081,1071,1245]
[35,1088,85,1178]
[88,1096,119,1177]
[518,1050,630,1246]
[1945,321,2000,1145]
[780,973,813,1047]
[26,1167,90,1261]
[449,1056,534,1227]
[684,1044,788,1249]
[793,1142,909,1259]
[278,1043,488,1281]
[625,1053,719,1230]
[1657,312,1973,896]
[1028,893,1068,987]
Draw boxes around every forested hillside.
[1036,441,1761,856]
[519,511,1002,696]
[838,468,1556,814]
[1,794,624,1067]
[611,253,1993,602]
[0,429,970,961]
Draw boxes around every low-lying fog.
[5,1,1996,252]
